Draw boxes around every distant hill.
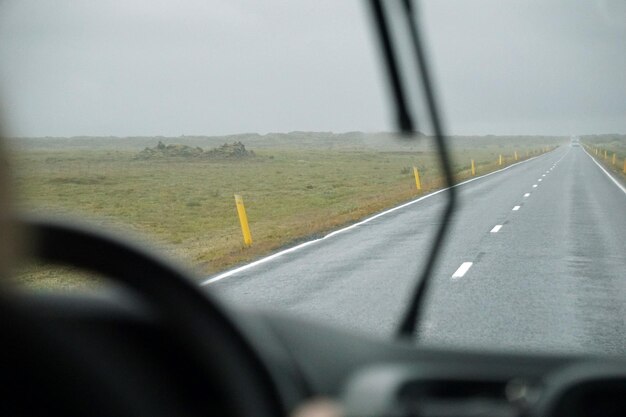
[7,131,566,152]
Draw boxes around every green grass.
[9,134,564,289]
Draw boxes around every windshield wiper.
[368,0,457,339]
[368,0,414,132]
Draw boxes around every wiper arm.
[368,0,414,133]
[368,0,457,339]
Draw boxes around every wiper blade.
[368,0,457,339]
[368,0,414,133]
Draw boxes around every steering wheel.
[14,216,285,417]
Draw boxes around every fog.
[0,0,624,137]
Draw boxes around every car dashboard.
[17,289,626,417]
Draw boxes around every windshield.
[1,0,625,357]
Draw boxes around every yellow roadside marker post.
[471,159,475,176]
[413,167,422,191]
[234,194,252,246]
[595,148,598,155]
[514,151,518,161]
[499,154,503,166]
[612,153,616,165]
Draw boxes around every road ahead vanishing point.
[206,146,626,356]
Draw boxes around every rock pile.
[206,142,254,158]
[136,141,254,160]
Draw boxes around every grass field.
[581,134,626,184]
[8,133,564,290]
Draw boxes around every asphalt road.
[206,146,626,356]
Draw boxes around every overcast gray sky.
[0,0,624,137]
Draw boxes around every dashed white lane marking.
[490,225,503,233]
[512,205,520,211]
[538,179,542,182]
[524,193,530,197]
[542,174,546,177]
[452,262,473,279]
[532,184,538,188]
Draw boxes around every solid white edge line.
[582,147,626,195]
[512,206,520,211]
[490,225,503,233]
[452,262,473,279]
[201,149,558,285]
